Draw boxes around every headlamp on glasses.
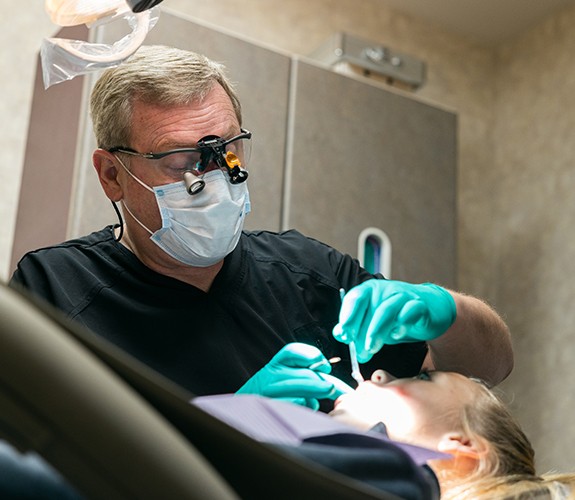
[110,129,251,195]
[195,134,249,184]
[185,130,250,195]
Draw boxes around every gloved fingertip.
[319,373,354,397]
[327,386,349,400]
[308,399,320,411]
[314,362,332,374]
[356,349,373,363]
[332,324,347,342]
[397,299,427,324]
[388,324,406,341]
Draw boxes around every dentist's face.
[329,370,480,450]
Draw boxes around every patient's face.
[329,370,479,450]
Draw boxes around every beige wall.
[2,0,575,474]
[492,11,575,471]
[0,0,56,280]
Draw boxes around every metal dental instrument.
[340,288,364,384]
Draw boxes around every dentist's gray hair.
[90,45,242,150]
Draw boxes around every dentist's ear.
[93,149,123,202]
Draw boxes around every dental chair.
[0,283,413,499]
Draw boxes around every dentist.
[10,45,512,409]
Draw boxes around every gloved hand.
[236,343,353,410]
[333,280,457,363]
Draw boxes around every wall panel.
[287,59,457,285]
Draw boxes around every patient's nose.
[371,370,396,385]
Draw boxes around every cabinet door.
[286,60,457,286]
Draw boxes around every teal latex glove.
[333,280,457,363]
[236,343,353,410]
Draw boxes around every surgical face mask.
[117,158,250,267]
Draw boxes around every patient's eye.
[416,370,432,381]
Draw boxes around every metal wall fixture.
[308,32,426,89]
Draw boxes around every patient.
[329,368,575,499]
[208,343,575,499]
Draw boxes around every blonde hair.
[90,45,242,150]
[457,475,575,499]
[436,381,575,499]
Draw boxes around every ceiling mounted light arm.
[126,0,166,12]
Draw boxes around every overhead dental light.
[41,0,165,88]
[44,0,165,24]
[45,0,130,26]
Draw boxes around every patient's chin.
[329,408,375,431]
